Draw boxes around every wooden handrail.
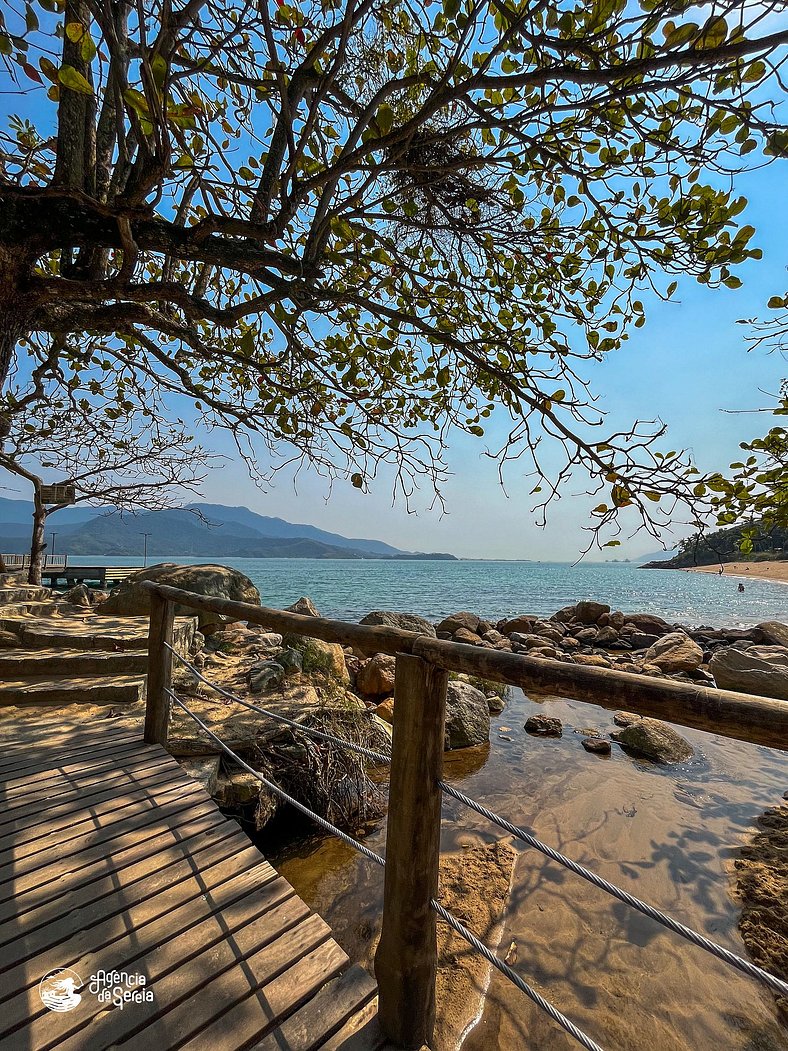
[139,580,788,752]
[141,580,788,1050]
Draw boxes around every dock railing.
[1,553,68,569]
[140,581,788,1051]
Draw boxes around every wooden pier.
[0,716,384,1050]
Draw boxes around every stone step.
[0,674,147,707]
[0,602,61,619]
[5,615,196,652]
[0,585,52,603]
[0,648,148,677]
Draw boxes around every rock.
[644,632,703,674]
[255,632,283,654]
[445,681,490,749]
[551,606,577,623]
[628,632,662,650]
[561,636,580,650]
[286,596,320,617]
[710,646,788,700]
[64,583,94,607]
[533,624,564,643]
[0,629,19,648]
[477,620,494,636]
[356,652,397,697]
[623,613,673,637]
[276,647,304,675]
[482,629,505,645]
[595,626,620,646]
[613,711,641,727]
[498,615,537,635]
[575,627,598,643]
[453,628,483,645]
[582,737,612,755]
[248,660,285,693]
[486,693,506,714]
[531,645,557,659]
[756,621,788,648]
[98,562,260,633]
[573,654,611,668]
[375,697,395,725]
[360,610,437,636]
[525,715,563,736]
[612,718,693,763]
[437,611,481,635]
[610,611,625,630]
[281,633,350,683]
[575,600,611,624]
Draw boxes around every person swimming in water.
[738,582,745,592]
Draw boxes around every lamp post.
[140,532,151,568]
[50,532,58,563]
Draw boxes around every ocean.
[72,556,788,627]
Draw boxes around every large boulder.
[444,681,490,750]
[612,718,693,763]
[360,611,436,636]
[644,632,703,674]
[710,646,788,700]
[574,600,611,624]
[98,562,260,633]
[281,633,350,683]
[756,621,788,648]
[356,652,397,697]
[286,597,320,617]
[437,611,481,635]
[623,613,673,637]
[498,615,537,635]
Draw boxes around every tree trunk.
[28,488,47,586]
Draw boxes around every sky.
[1,49,787,561]
[172,160,788,562]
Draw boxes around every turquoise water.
[71,556,788,627]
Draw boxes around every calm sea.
[71,557,788,627]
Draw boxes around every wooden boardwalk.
[0,717,385,1051]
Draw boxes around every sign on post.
[40,484,76,505]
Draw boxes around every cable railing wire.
[165,687,605,1051]
[165,640,788,1005]
[165,643,393,764]
[166,689,386,868]
[439,778,788,998]
[430,899,606,1051]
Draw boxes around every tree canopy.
[1,0,787,544]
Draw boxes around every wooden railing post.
[145,589,175,745]
[375,653,449,1049]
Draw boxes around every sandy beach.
[684,560,788,584]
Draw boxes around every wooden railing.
[140,581,788,1049]
[1,553,69,569]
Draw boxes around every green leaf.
[65,21,84,42]
[443,0,460,18]
[123,88,150,116]
[376,104,394,136]
[151,53,167,90]
[351,472,364,489]
[58,64,93,94]
[768,296,785,309]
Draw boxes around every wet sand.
[687,561,788,585]
[269,689,788,1051]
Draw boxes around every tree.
[0,393,210,583]
[1,0,787,546]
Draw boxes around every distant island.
[0,499,457,561]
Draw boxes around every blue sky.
[182,161,788,561]
[1,71,787,560]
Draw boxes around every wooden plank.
[0,857,286,1038]
[0,753,173,832]
[0,765,201,861]
[0,805,228,938]
[0,736,150,784]
[0,786,211,911]
[375,653,448,1049]
[0,742,161,798]
[27,890,318,1051]
[248,964,378,1051]
[117,919,343,1051]
[0,825,255,977]
[315,998,389,1051]
[0,726,135,765]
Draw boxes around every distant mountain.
[637,547,679,563]
[642,520,788,569]
[0,498,457,560]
